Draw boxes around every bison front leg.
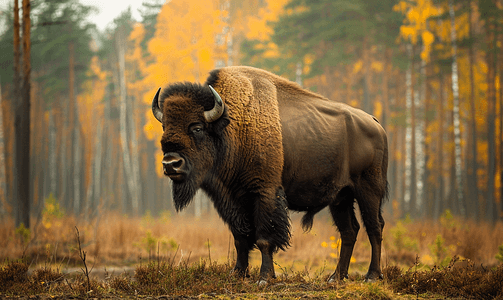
[256,239,275,285]
[230,230,255,278]
[254,187,291,285]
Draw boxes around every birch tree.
[448,0,464,217]
[117,25,139,215]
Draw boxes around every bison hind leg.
[328,187,359,282]
[354,177,386,281]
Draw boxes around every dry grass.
[1,209,503,298]
[1,256,502,298]
[0,210,502,274]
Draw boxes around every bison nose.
[162,153,186,175]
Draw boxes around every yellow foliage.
[400,26,418,44]
[76,55,107,177]
[371,61,383,73]
[263,42,280,58]
[396,0,442,62]
[395,150,402,161]
[353,60,363,74]
[145,0,223,85]
[42,193,64,230]
[374,101,383,120]
[244,0,290,41]
[129,23,145,42]
[407,9,420,24]
[246,16,273,41]
[420,30,435,61]
[456,13,470,40]
[130,0,226,172]
[349,100,359,108]
[421,254,434,265]
[393,1,408,13]
[254,43,265,50]
[303,53,316,66]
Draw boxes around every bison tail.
[301,206,325,232]
[301,212,315,232]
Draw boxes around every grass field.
[1,209,503,298]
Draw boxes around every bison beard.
[173,182,197,212]
[172,176,198,212]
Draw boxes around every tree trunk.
[499,28,503,221]
[423,59,434,219]
[93,117,103,215]
[405,44,417,217]
[449,0,465,217]
[116,29,138,215]
[485,17,497,223]
[15,0,31,229]
[146,140,157,214]
[434,72,445,220]
[129,95,141,215]
[467,0,479,220]
[103,88,112,211]
[416,54,426,218]
[382,47,391,131]
[382,47,392,216]
[0,80,6,215]
[59,96,69,210]
[362,35,373,114]
[73,127,81,214]
[10,0,20,222]
[393,68,405,218]
[68,41,81,215]
[49,109,56,198]
[448,85,457,213]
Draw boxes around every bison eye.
[189,123,204,135]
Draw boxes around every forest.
[0,0,502,235]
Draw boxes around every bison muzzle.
[151,66,389,283]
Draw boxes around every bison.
[151,66,388,283]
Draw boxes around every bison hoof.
[328,272,348,283]
[257,279,268,287]
[364,271,383,282]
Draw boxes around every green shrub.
[496,244,503,263]
[428,234,450,267]
[390,220,419,252]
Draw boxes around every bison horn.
[205,85,225,122]
[151,87,163,123]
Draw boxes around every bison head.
[151,83,229,211]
